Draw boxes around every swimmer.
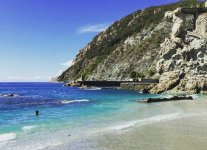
[35,110,39,116]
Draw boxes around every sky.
[0,0,177,82]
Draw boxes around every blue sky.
[0,0,177,82]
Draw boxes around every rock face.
[165,8,186,45]
[195,13,207,37]
[58,2,207,94]
[58,3,183,82]
[151,9,207,94]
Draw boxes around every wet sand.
[56,96,207,150]
[5,95,207,150]
[93,98,207,150]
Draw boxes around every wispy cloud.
[78,23,111,33]
[7,76,50,81]
[61,60,73,67]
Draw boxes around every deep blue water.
[0,82,155,136]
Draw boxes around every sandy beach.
[43,95,207,150]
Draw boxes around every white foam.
[0,133,16,143]
[60,99,90,104]
[29,141,62,150]
[86,88,102,90]
[22,125,37,131]
[191,94,199,99]
[110,113,181,130]
[74,99,90,102]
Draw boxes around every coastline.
[68,95,207,150]
[1,82,207,150]
[52,95,207,150]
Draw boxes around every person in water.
[35,110,39,116]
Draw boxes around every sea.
[0,82,206,150]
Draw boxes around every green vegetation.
[146,69,156,77]
[58,1,200,82]
[130,71,137,79]
[129,69,155,80]
[130,71,145,79]
[180,0,205,7]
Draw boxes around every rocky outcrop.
[58,2,206,94]
[150,71,185,94]
[151,8,207,94]
[58,3,184,82]
[138,96,193,103]
[195,13,207,37]
[165,8,186,45]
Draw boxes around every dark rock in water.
[142,89,150,94]
[64,81,80,87]
[3,94,16,97]
[64,83,71,87]
[138,96,193,103]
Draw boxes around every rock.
[64,83,71,87]
[138,95,193,103]
[64,81,81,87]
[142,89,150,94]
[195,13,207,37]
[154,8,207,94]
[165,8,186,45]
[150,71,185,94]
[58,5,207,94]
[3,94,16,97]
[175,75,207,94]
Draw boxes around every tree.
[180,0,205,7]
[130,71,137,79]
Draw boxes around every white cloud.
[53,70,64,77]
[7,76,50,81]
[78,23,111,33]
[61,60,73,67]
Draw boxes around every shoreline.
[1,95,207,150]
[43,96,207,150]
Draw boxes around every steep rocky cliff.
[58,2,207,94]
[150,8,207,94]
[58,3,186,81]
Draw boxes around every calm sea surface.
[0,82,160,149]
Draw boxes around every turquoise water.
[0,82,160,145]
[1,82,206,150]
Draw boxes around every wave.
[60,99,90,104]
[85,88,102,91]
[191,94,199,99]
[109,113,181,131]
[22,125,37,131]
[0,133,16,143]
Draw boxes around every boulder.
[138,95,193,103]
[150,71,185,94]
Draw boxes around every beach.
[45,96,207,150]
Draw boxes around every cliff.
[150,7,207,94]
[58,2,207,94]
